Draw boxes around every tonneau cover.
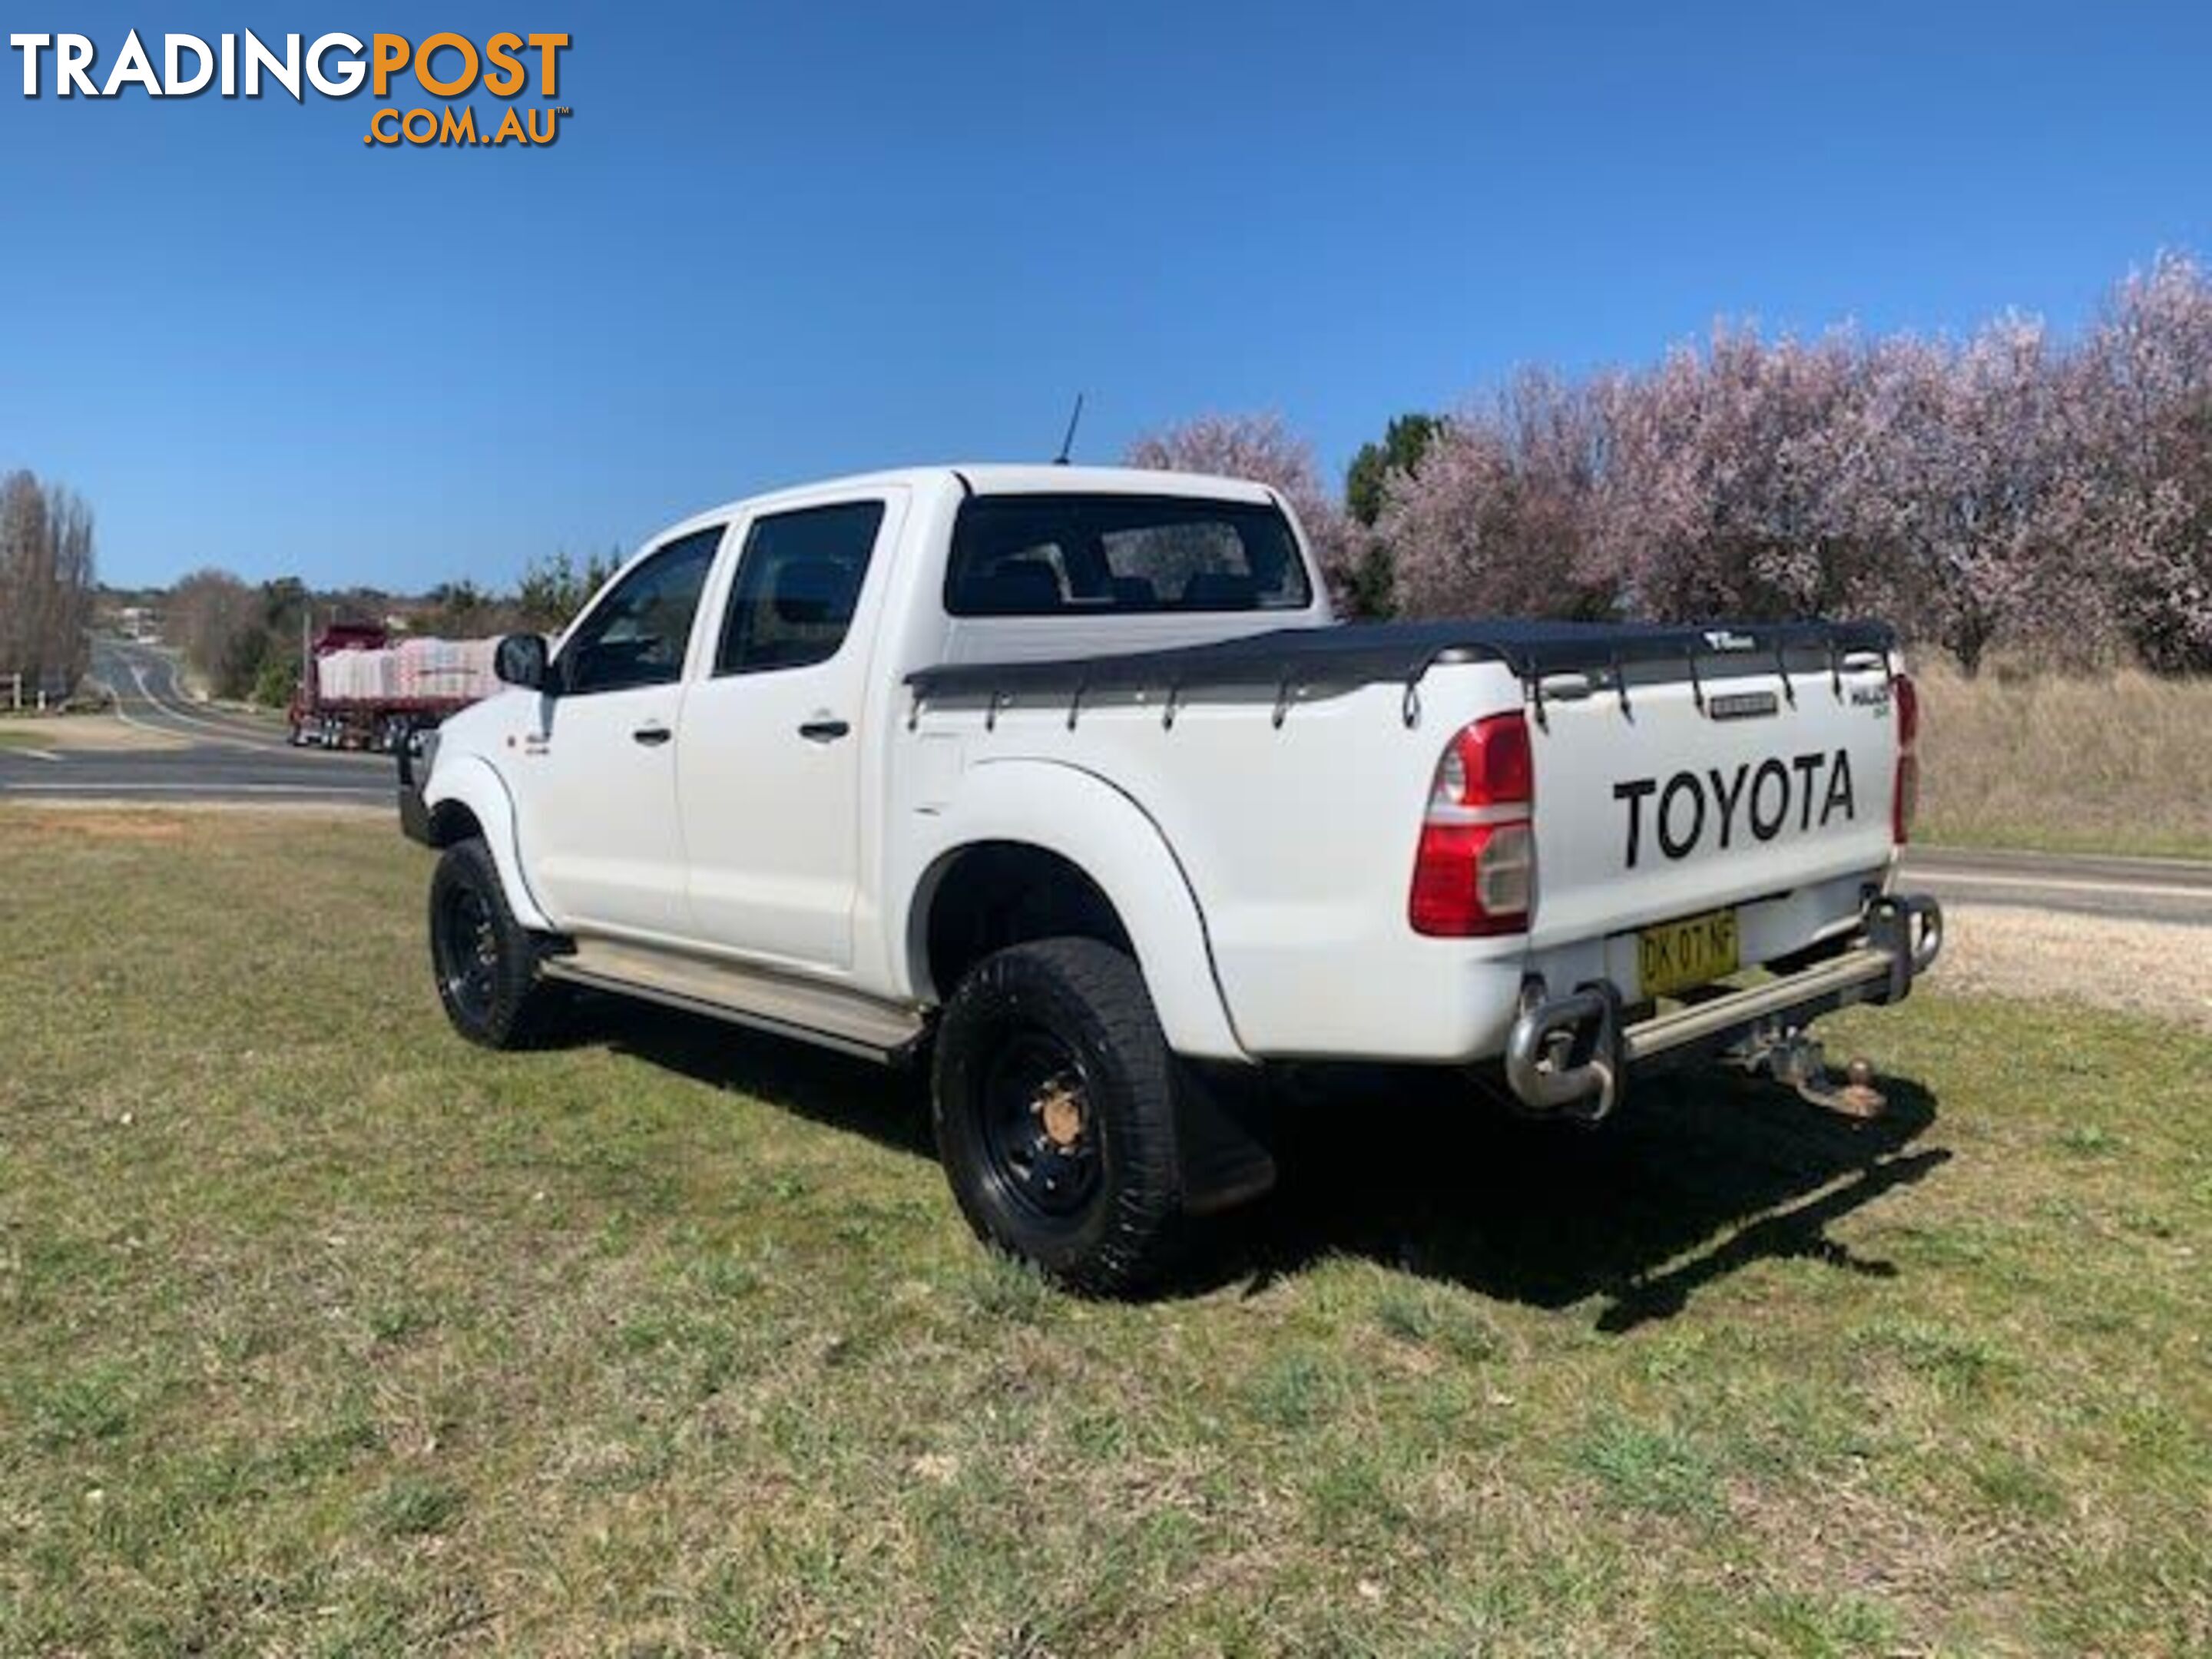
[906,617,1897,701]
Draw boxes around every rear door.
[675,491,906,971]
[509,525,724,937]
[1527,649,1900,962]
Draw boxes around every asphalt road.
[5,647,2207,924]
[1899,845,2212,926]
[0,640,393,806]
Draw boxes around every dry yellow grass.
[0,712,187,753]
[1914,661,2212,859]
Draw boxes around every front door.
[677,493,902,971]
[512,525,724,937]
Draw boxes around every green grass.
[2,808,2208,1655]
[0,725,57,750]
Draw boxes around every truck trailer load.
[290,624,501,750]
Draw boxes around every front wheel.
[932,937,1187,1295]
[427,836,563,1048]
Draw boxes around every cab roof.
[686,464,1282,526]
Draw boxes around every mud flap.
[1174,1062,1279,1216]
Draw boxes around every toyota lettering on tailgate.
[1612,750,1856,868]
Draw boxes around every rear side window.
[945,494,1312,617]
[715,500,886,674]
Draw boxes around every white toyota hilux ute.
[400,465,1942,1292]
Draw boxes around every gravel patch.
[1931,902,2212,1030]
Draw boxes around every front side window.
[944,494,1312,617]
[559,526,722,694]
[716,500,886,674]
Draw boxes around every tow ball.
[1724,1022,1886,1119]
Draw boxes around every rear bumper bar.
[1503,892,1943,1119]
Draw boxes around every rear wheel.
[932,938,1187,1294]
[428,837,562,1048]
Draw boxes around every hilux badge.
[1707,690,1780,721]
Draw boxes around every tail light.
[1409,711,1535,936]
[1892,671,1919,845]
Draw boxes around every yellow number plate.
[1637,908,1740,998]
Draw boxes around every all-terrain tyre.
[427,836,565,1049]
[932,937,1188,1295]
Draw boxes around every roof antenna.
[1053,392,1085,465]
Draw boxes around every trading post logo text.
[8,31,573,147]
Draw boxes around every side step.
[542,938,928,1064]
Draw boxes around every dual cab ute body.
[402,465,1940,1289]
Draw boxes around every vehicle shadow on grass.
[555,992,936,1158]
[558,994,1947,1332]
[1207,1065,1949,1332]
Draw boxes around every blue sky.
[3,0,2208,592]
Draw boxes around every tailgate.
[1527,651,1900,950]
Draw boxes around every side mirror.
[495,633,551,692]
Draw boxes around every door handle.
[798,717,851,743]
[632,723,672,747]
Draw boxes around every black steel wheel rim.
[978,1026,1101,1222]
[435,882,499,1025]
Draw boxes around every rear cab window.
[715,500,886,674]
[945,494,1312,617]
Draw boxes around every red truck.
[289,624,502,750]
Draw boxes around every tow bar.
[1502,892,1943,1123]
[1722,1025,1888,1118]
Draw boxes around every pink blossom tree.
[1138,252,2212,669]
[1870,320,2126,671]
[1589,327,1888,623]
[2077,254,2212,670]
[1382,370,1619,620]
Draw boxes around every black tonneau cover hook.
[1271,668,1297,729]
[1684,644,1706,716]
[1162,677,1182,730]
[1773,641,1796,707]
[1401,645,1455,728]
[1065,679,1088,731]
[1610,651,1633,720]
